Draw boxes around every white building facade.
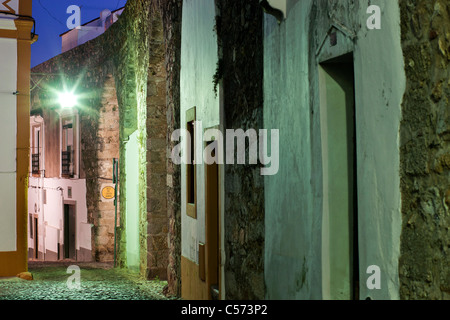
[28,109,92,261]
[61,8,124,53]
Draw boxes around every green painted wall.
[263,0,405,300]
[125,131,140,271]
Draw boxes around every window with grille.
[62,118,75,177]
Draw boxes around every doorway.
[205,142,220,300]
[33,216,38,259]
[64,204,76,260]
[319,53,359,300]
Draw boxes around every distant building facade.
[28,105,90,261]
[60,8,124,53]
[28,73,120,262]
[0,0,35,277]
[27,0,171,281]
[28,8,122,263]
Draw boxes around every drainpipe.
[57,186,64,260]
[32,116,46,259]
[40,118,46,260]
[40,177,45,260]
[113,158,119,267]
[41,121,46,260]
[114,183,118,267]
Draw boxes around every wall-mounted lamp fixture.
[260,0,286,23]
[58,91,78,109]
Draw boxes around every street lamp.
[58,91,78,109]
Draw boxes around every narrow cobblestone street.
[0,262,172,300]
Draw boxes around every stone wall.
[95,75,120,262]
[215,0,266,300]
[146,9,169,280]
[399,0,450,300]
[155,0,183,296]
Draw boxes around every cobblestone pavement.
[0,261,174,301]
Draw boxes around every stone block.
[17,272,33,281]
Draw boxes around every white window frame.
[30,115,45,176]
[59,109,80,179]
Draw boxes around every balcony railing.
[62,151,74,177]
[32,154,40,174]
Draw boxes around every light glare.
[58,92,78,109]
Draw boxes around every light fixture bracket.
[260,0,286,22]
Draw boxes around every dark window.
[62,119,75,177]
[32,154,40,174]
[187,120,195,204]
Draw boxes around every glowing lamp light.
[58,91,78,109]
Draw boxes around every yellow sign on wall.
[101,186,115,200]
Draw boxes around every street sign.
[101,185,115,200]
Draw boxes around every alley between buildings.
[1,0,449,301]
[0,262,172,300]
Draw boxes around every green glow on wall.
[125,131,140,271]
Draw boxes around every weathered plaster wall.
[263,0,317,300]
[264,0,405,300]
[398,0,450,300]
[351,1,405,300]
[180,0,220,263]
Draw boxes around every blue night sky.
[31,0,127,67]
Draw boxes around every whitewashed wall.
[180,0,221,263]
[0,37,17,252]
[263,0,405,300]
[28,177,91,257]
